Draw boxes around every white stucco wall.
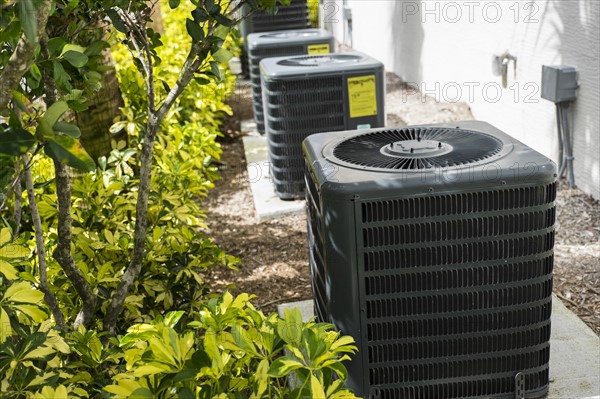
[323,0,599,199]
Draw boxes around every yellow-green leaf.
[132,363,172,377]
[24,345,57,360]
[0,308,11,344]
[103,229,114,245]
[310,374,327,398]
[0,259,19,280]
[0,244,29,259]
[0,228,11,246]
[12,304,48,322]
[266,356,304,378]
[5,283,44,303]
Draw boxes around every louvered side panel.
[305,162,327,322]
[357,183,556,399]
[249,44,306,133]
[264,77,345,199]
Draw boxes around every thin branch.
[103,120,158,335]
[23,154,66,330]
[12,155,22,236]
[0,0,53,110]
[52,160,97,330]
[0,152,37,213]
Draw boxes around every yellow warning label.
[307,43,331,54]
[347,75,378,118]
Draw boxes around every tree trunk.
[76,50,127,161]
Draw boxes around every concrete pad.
[549,297,600,398]
[241,127,306,222]
[278,296,600,399]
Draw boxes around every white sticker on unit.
[357,124,371,130]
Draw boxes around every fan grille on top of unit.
[278,53,362,67]
[331,127,505,170]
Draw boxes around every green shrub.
[105,292,359,399]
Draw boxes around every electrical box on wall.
[541,65,578,103]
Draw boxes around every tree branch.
[12,156,22,236]
[0,0,53,110]
[23,154,66,330]
[52,160,97,330]
[103,117,158,335]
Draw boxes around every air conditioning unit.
[247,29,335,134]
[303,121,557,399]
[261,52,385,199]
[239,0,310,76]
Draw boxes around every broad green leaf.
[178,387,194,399]
[5,282,44,303]
[163,311,184,328]
[212,48,233,63]
[43,101,69,127]
[210,61,221,80]
[53,122,81,138]
[84,40,108,56]
[53,61,71,90]
[12,304,47,322]
[186,19,204,41]
[194,76,211,85]
[214,13,232,27]
[18,0,36,44]
[62,51,89,68]
[130,387,154,399]
[168,0,180,9]
[26,372,58,390]
[213,25,230,40]
[330,334,356,352]
[45,135,96,171]
[105,9,127,33]
[60,44,86,56]
[0,308,10,344]
[104,378,142,397]
[0,126,35,155]
[10,91,33,115]
[267,356,304,377]
[310,374,327,398]
[23,345,56,360]
[278,308,303,345]
[132,363,171,377]
[0,244,29,259]
[147,336,177,366]
[0,228,11,246]
[103,229,114,245]
[47,37,67,55]
[0,260,19,280]
[29,64,41,81]
[324,360,348,381]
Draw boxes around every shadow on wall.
[539,0,600,197]
[391,1,424,84]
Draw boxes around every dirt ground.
[203,74,600,336]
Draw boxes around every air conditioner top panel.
[247,28,333,48]
[260,52,383,79]
[303,121,557,200]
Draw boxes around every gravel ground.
[204,73,600,335]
